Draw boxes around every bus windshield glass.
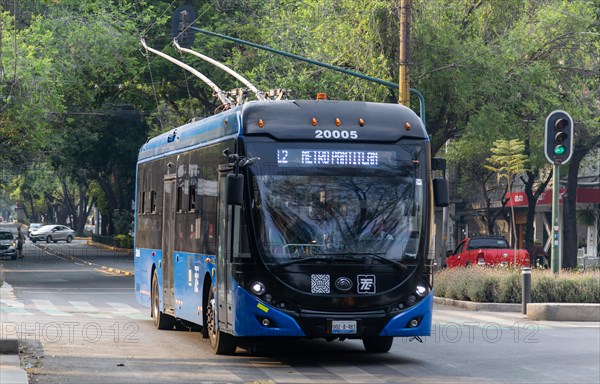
[246,141,426,266]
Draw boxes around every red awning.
[506,187,600,207]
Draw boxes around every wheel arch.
[150,263,157,316]
[202,272,212,338]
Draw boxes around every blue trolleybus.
[134,98,448,354]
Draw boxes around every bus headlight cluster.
[416,284,428,297]
[249,281,293,311]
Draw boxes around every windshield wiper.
[271,255,328,270]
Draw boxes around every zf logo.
[357,275,376,294]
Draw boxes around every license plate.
[329,320,357,335]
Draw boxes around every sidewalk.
[434,296,600,321]
[0,283,28,384]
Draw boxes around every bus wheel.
[362,336,393,353]
[206,285,236,355]
[151,270,175,330]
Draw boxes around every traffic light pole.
[544,110,573,274]
[551,164,560,273]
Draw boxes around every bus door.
[215,172,237,333]
[161,174,176,315]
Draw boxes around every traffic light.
[171,6,196,48]
[544,110,573,165]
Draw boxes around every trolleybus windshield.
[246,141,426,268]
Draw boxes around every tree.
[485,139,528,259]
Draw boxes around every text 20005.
[315,130,358,139]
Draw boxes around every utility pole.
[399,0,411,107]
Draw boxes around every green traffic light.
[554,145,566,155]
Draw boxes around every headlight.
[251,281,266,295]
[416,285,428,297]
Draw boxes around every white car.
[30,225,75,243]
[28,223,43,238]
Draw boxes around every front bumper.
[232,286,433,338]
[0,246,17,257]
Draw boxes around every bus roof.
[138,106,242,162]
[242,100,427,141]
[138,100,427,163]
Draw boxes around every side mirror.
[433,178,449,207]
[227,174,244,206]
[447,250,453,257]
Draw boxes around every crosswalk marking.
[320,365,385,383]
[106,302,148,320]
[255,364,313,383]
[69,301,113,318]
[0,299,33,316]
[1,298,147,320]
[31,299,73,317]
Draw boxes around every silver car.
[30,225,75,243]
[28,223,43,238]
[0,230,18,259]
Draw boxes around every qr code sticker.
[311,274,330,294]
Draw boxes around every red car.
[446,236,530,268]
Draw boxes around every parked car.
[0,230,17,260]
[30,225,75,243]
[28,223,43,238]
[446,235,530,268]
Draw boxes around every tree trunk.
[562,150,585,268]
[522,170,553,252]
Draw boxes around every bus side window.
[140,191,146,214]
[176,185,183,212]
[150,191,157,213]
[189,185,196,212]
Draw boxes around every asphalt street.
[0,234,599,384]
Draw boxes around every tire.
[11,253,17,260]
[66,235,73,243]
[151,270,175,330]
[32,239,36,243]
[206,284,237,355]
[362,336,394,353]
[46,235,52,243]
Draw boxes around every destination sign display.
[276,149,395,167]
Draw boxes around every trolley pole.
[399,0,411,107]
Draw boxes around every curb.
[527,303,600,322]
[99,266,133,276]
[434,297,521,312]
[85,240,133,254]
[434,296,600,322]
[0,338,19,354]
